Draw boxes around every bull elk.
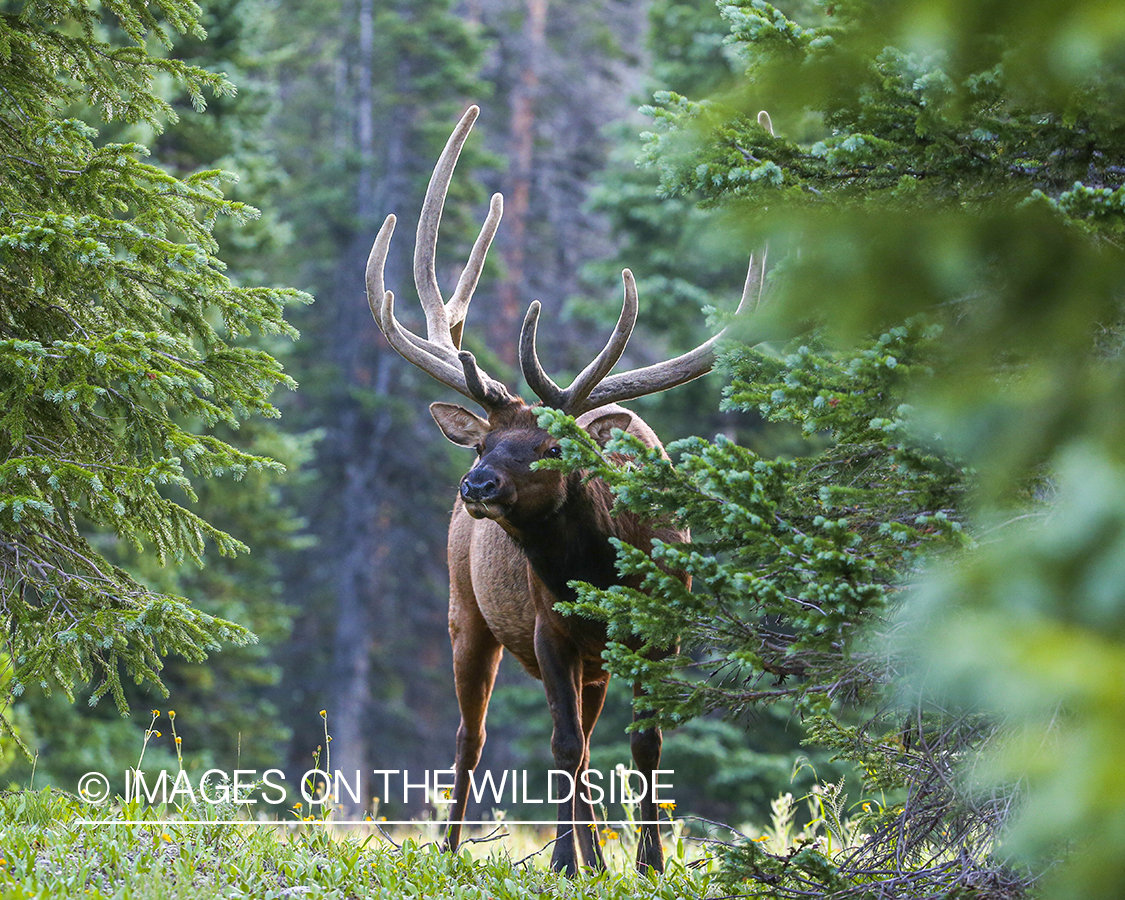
[364,106,757,874]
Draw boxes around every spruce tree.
[572,0,859,825]
[0,0,304,750]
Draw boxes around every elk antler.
[365,105,516,410]
[368,105,764,416]
[520,252,767,416]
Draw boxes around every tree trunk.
[329,0,378,820]
[496,0,548,364]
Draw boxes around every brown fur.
[434,401,687,874]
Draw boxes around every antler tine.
[742,244,768,313]
[365,105,518,411]
[376,287,516,408]
[368,212,461,365]
[564,268,639,410]
[519,301,565,408]
[575,254,764,414]
[519,269,639,413]
[415,105,480,347]
[366,213,397,321]
[376,289,473,394]
[448,192,503,349]
[459,350,514,408]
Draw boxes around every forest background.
[4,0,1125,898]
[1,0,791,821]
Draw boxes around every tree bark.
[329,0,378,820]
[497,0,548,364]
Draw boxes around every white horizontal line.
[74,819,672,827]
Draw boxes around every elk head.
[427,401,630,524]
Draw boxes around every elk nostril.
[463,469,500,501]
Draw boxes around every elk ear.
[430,402,490,447]
[583,411,633,447]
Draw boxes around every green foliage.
[540,318,966,728]
[1,1,222,123]
[539,333,976,890]
[571,0,1125,896]
[643,0,1125,213]
[0,2,306,730]
[904,444,1125,898]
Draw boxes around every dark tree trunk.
[496,0,548,364]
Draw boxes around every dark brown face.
[459,425,565,522]
[430,400,634,524]
[429,401,567,523]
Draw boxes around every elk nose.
[462,467,502,503]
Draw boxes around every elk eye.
[543,445,563,459]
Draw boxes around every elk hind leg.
[631,680,665,873]
[573,677,609,871]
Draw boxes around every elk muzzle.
[460,465,513,519]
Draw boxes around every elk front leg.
[631,680,665,873]
[444,611,502,853]
[534,617,587,875]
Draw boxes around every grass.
[0,713,870,897]
[0,788,722,899]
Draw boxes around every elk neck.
[499,469,622,608]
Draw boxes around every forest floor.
[0,788,722,899]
